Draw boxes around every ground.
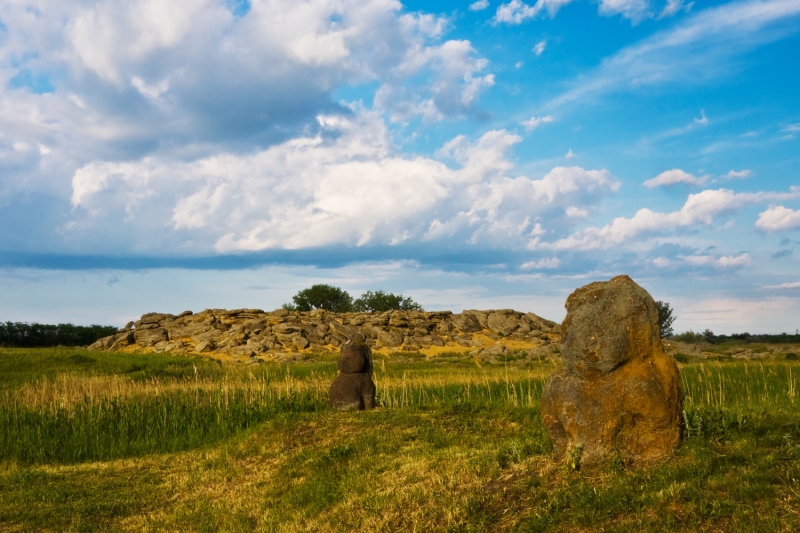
[0,343,798,532]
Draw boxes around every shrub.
[352,290,422,312]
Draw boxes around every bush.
[287,284,353,312]
[352,290,422,312]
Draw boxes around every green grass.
[0,348,799,532]
[0,346,223,392]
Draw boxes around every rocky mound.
[88,307,560,363]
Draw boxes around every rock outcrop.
[541,275,682,468]
[329,337,375,410]
[87,307,560,363]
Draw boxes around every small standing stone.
[541,275,682,468]
[329,337,376,411]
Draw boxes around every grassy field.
[0,347,799,532]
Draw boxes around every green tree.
[352,290,422,312]
[655,301,676,338]
[287,284,353,312]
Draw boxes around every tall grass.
[2,354,798,466]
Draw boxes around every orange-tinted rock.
[330,337,375,410]
[541,275,681,467]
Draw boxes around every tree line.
[0,322,118,348]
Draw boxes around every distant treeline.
[0,322,118,348]
[672,330,800,345]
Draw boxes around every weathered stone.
[330,339,375,410]
[482,344,507,356]
[540,275,682,468]
[388,313,409,327]
[114,331,135,346]
[139,312,175,325]
[329,321,358,341]
[134,327,168,346]
[450,313,483,333]
[377,329,403,347]
[194,339,215,352]
[293,336,310,349]
[487,312,520,336]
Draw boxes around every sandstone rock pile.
[329,337,376,410]
[541,275,682,468]
[88,307,560,362]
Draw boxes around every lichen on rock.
[540,275,682,468]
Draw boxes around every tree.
[352,290,422,312]
[287,284,353,312]
[655,301,676,338]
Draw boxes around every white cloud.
[470,0,490,11]
[784,123,800,133]
[565,149,575,159]
[521,257,560,269]
[659,0,694,18]
[693,109,708,126]
[755,206,800,232]
[598,0,652,23]
[69,109,620,253]
[494,0,575,24]
[533,41,547,55]
[520,115,553,131]
[643,169,708,188]
[374,38,496,122]
[682,253,751,268]
[537,188,800,251]
[763,281,800,289]
[726,169,752,179]
[550,0,800,107]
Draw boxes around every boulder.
[487,312,520,336]
[134,327,168,346]
[377,329,403,348]
[330,337,375,410]
[540,275,681,468]
[449,313,482,333]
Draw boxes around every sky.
[1,0,799,333]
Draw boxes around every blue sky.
[1,0,799,332]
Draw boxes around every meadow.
[0,346,799,532]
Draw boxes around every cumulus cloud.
[69,109,621,253]
[726,169,752,179]
[374,38,496,122]
[494,0,574,24]
[643,169,708,188]
[537,188,800,251]
[0,0,495,166]
[598,0,652,23]
[756,206,800,232]
[469,0,490,11]
[520,115,553,131]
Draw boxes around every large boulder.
[541,275,681,468]
[329,337,375,410]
